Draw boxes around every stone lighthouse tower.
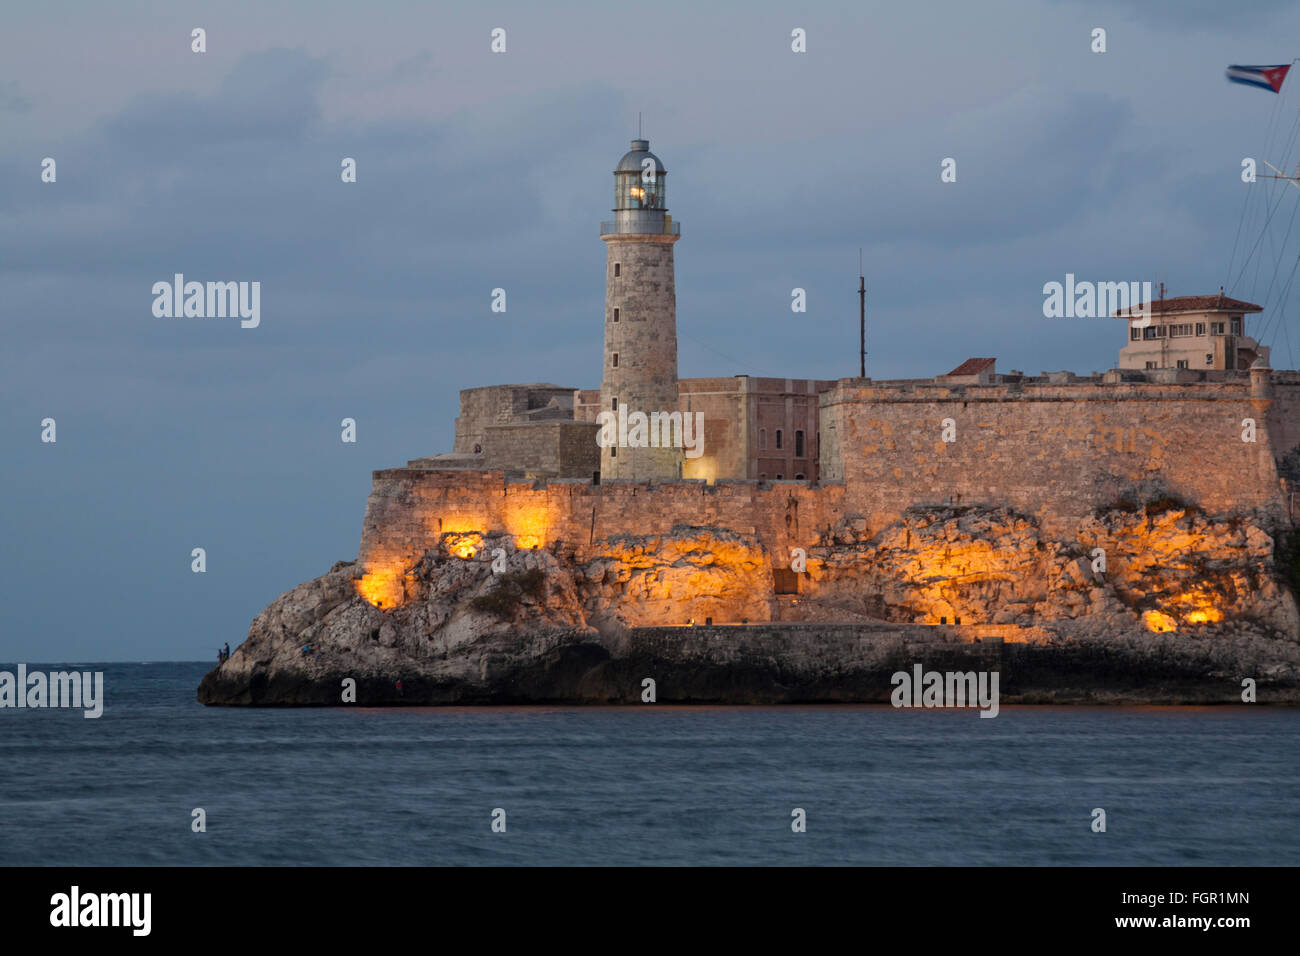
[599,138,682,480]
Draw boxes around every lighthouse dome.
[615,139,666,175]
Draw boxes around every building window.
[775,429,783,450]
[613,263,621,277]
[1206,353,1213,365]
[1211,321,1225,335]
[1196,322,1206,336]
[1130,327,1141,341]
[794,473,805,480]
[613,308,619,322]
[1170,323,1193,337]
[776,474,783,479]
[795,430,804,457]
[1145,361,1157,369]
[1176,360,1188,369]
[1143,326,1158,340]
[760,428,767,450]
[611,352,619,368]
[611,397,617,410]
[611,445,616,457]
[1231,316,1242,335]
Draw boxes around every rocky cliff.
[198,505,1300,705]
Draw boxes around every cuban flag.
[1226,64,1291,93]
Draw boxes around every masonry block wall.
[479,421,601,477]
[819,378,1298,539]
[356,470,846,603]
[679,377,748,482]
[577,377,836,483]
[601,235,681,479]
[453,384,574,455]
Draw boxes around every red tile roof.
[944,357,996,376]
[1114,294,1262,316]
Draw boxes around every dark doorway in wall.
[773,568,800,594]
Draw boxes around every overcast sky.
[4,0,1300,661]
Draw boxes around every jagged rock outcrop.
[199,526,776,705]
[198,508,1300,706]
[805,504,1299,636]
[577,526,772,631]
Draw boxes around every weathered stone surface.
[806,504,1299,635]
[199,509,1300,706]
[579,526,771,631]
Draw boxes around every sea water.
[1,662,1297,866]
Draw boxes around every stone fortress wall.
[356,470,845,607]
[819,370,1300,540]
[354,369,1300,608]
[452,384,576,455]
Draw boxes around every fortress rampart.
[356,470,845,606]
[821,376,1300,539]
[354,376,1300,608]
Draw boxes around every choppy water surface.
[1,663,1296,865]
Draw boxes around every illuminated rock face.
[1076,505,1296,635]
[577,527,772,629]
[199,503,1300,705]
[265,503,1299,657]
[200,527,775,704]
[807,507,1064,625]
[803,504,1298,636]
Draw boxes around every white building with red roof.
[1116,291,1268,371]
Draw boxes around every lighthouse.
[599,138,683,480]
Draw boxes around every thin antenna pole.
[638,112,642,138]
[859,249,866,378]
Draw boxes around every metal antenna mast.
[859,249,866,378]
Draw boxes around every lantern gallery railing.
[600,220,680,236]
